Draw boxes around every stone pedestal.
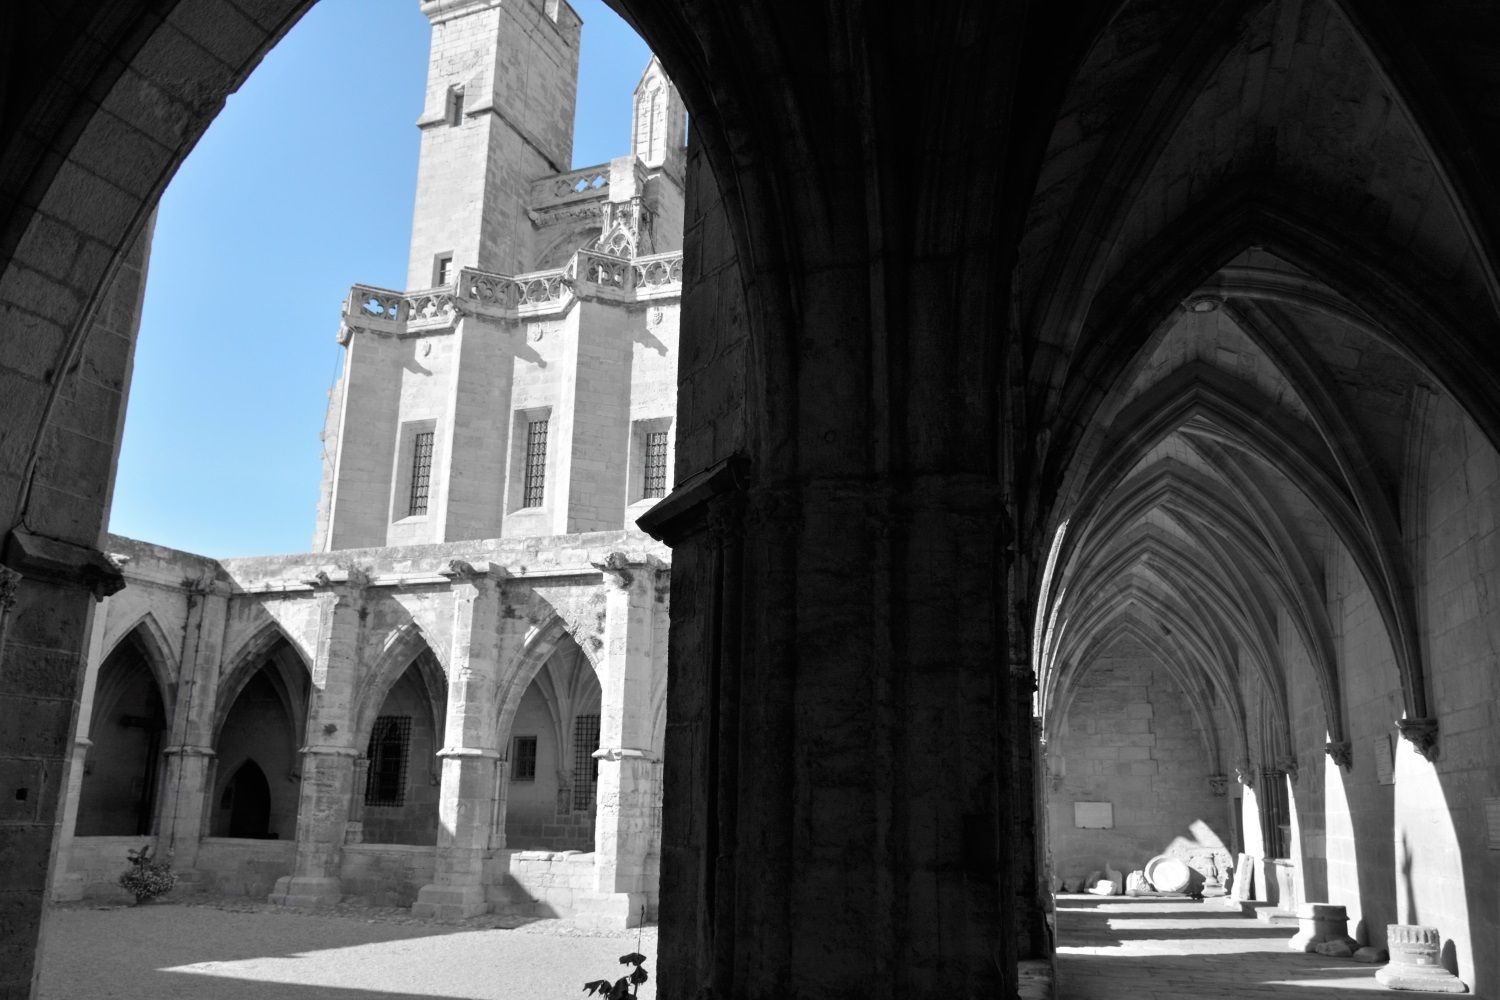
[1288,902,1358,953]
[1375,925,1469,992]
[412,750,500,919]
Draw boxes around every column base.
[411,883,490,920]
[171,869,208,895]
[1375,965,1469,993]
[50,873,85,903]
[268,876,342,908]
[571,891,649,928]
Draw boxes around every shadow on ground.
[1054,896,1399,1000]
[39,901,656,1000]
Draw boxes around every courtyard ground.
[37,900,657,1000]
[1055,895,1449,1000]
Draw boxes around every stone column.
[585,551,663,927]
[413,560,504,919]
[50,593,111,902]
[344,757,370,844]
[0,531,123,998]
[270,567,368,907]
[156,578,227,883]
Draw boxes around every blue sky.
[108,0,651,557]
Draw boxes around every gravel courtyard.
[38,901,658,1000]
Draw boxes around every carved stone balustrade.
[336,250,682,342]
[530,162,611,208]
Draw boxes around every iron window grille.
[523,419,548,507]
[572,713,600,811]
[643,430,669,498]
[512,735,538,781]
[365,715,412,807]
[408,431,434,516]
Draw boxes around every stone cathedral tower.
[314,0,686,553]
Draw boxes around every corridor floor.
[1055,896,1416,1000]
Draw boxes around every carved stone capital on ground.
[1209,774,1228,797]
[1396,718,1439,761]
[1325,741,1353,769]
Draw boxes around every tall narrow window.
[434,253,454,286]
[512,735,537,782]
[572,714,600,810]
[365,715,411,807]
[643,430,669,498]
[446,86,465,127]
[523,419,548,507]
[408,430,434,516]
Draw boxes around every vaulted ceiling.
[1027,0,1497,768]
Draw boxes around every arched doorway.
[504,634,601,851]
[211,641,308,840]
[222,760,272,839]
[75,633,168,837]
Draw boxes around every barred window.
[512,735,537,782]
[523,419,548,507]
[643,430,669,498]
[365,715,411,807]
[572,714,600,811]
[408,431,434,516]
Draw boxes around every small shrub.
[118,844,176,905]
[582,952,648,1000]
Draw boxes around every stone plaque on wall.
[1486,797,1500,850]
[1074,801,1113,829]
[1373,735,1394,785]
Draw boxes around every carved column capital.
[1234,759,1257,786]
[1276,755,1299,783]
[303,565,373,602]
[1209,774,1228,797]
[1396,718,1439,761]
[591,551,636,589]
[1325,741,1353,769]
[440,559,505,592]
[3,528,123,600]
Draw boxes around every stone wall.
[1048,637,1230,885]
[339,844,437,908]
[196,838,297,898]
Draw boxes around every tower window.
[512,735,537,782]
[572,714,600,811]
[446,86,465,127]
[643,430,669,498]
[523,419,548,507]
[434,253,454,287]
[365,715,412,807]
[408,430,434,516]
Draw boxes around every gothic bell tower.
[406,0,582,288]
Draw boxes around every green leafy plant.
[118,844,176,905]
[582,952,648,1000]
